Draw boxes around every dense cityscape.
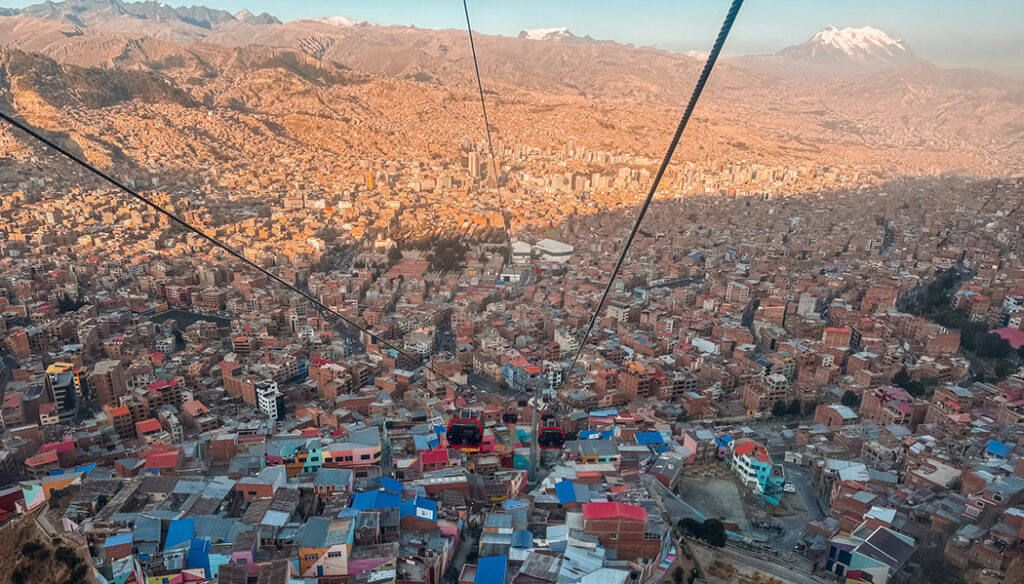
[2,3,1024,584]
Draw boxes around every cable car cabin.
[538,413,565,449]
[446,410,483,450]
[501,409,519,424]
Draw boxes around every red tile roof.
[145,447,182,469]
[135,418,162,434]
[993,327,1024,350]
[40,440,75,453]
[421,449,449,464]
[734,439,771,464]
[582,502,647,522]
[109,406,132,417]
[25,450,59,467]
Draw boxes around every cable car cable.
[559,0,745,391]
[462,0,515,267]
[528,0,745,482]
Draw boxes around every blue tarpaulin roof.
[635,432,664,445]
[512,529,533,548]
[351,489,400,511]
[165,518,194,550]
[502,499,528,510]
[187,539,211,572]
[476,555,508,584]
[555,480,576,504]
[105,532,133,547]
[590,409,618,417]
[372,477,403,494]
[987,440,1012,457]
[399,496,437,522]
[414,434,438,451]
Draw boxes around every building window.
[610,533,617,540]
[327,551,343,558]
[304,554,319,560]
[361,454,371,460]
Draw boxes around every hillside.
[0,510,94,584]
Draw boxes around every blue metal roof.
[555,480,576,504]
[372,476,403,494]
[187,539,211,571]
[590,409,618,417]
[165,518,194,550]
[413,434,436,451]
[502,499,528,510]
[987,440,1012,457]
[476,555,508,584]
[399,496,437,522]
[351,489,400,511]
[511,530,533,548]
[105,532,133,547]
[134,515,161,543]
[634,432,664,445]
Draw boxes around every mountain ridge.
[0,2,1021,181]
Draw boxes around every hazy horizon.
[2,0,1020,76]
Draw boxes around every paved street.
[784,462,824,521]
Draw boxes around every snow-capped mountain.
[518,27,596,44]
[731,25,921,78]
[778,26,917,66]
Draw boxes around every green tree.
[786,399,802,417]
[771,400,787,418]
[387,246,403,264]
[994,359,1015,380]
[892,368,911,389]
[21,541,49,561]
[841,390,859,408]
[55,546,82,570]
[905,380,926,397]
[701,519,727,548]
[678,517,701,536]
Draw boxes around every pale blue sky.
[7,0,1024,74]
